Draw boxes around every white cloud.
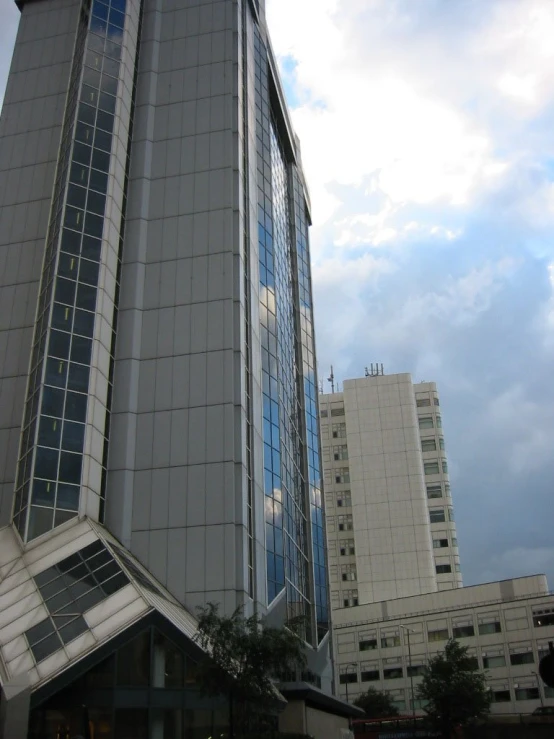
[483,383,554,474]
[476,0,554,112]
[379,258,518,335]
[266,0,519,228]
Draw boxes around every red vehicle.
[351,715,440,739]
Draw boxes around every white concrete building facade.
[332,575,554,715]
[320,372,461,611]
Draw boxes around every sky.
[1,0,553,589]
[265,0,554,588]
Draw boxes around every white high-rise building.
[321,372,554,717]
[320,371,462,611]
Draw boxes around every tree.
[195,602,307,739]
[417,639,490,739]
[353,687,400,718]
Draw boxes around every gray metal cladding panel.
[0,0,81,521]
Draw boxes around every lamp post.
[343,662,358,705]
[532,671,545,707]
[400,625,416,736]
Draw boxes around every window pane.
[27,506,55,540]
[55,277,77,306]
[102,571,128,595]
[41,387,65,417]
[49,330,71,360]
[59,615,88,645]
[65,392,88,422]
[73,142,92,166]
[82,66,101,88]
[116,631,151,687]
[71,335,92,365]
[82,234,102,261]
[92,148,110,173]
[88,32,105,53]
[87,190,107,216]
[81,84,100,108]
[69,161,90,188]
[534,612,554,627]
[35,447,59,480]
[38,416,61,448]
[96,109,115,133]
[58,252,79,281]
[430,509,446,523]
[77,102,96,127]
[79,258,100,286]
[60,228,82,255]
[32,480,56,507]
[510,652,534,666]
[67,185,87,209]
[45,357,67,387]
[84,211,104,239]
[100,73,118,96]
[452,625,474,638]
[29,632,62,662]
[98,91,116,114]
[77,282,97,311]
[67,363,90,393]
[73,309,95,337]
[26,618,55,645]
[52,303,73,332]
[56,483,80,511]
[89,169,109,195]
[103,56,119,77]
[58,451,83,484]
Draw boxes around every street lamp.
[532,671,545,708]
[400,625,416,735]
[343,662,358,704]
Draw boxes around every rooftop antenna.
[319,379,324,394]
[365,363,384,377]
[328,365,335,393]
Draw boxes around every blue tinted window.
[65,392,87,422]
[38,416,61,448]
[56,483,80,511]
[42,387,65,417]
[35,447,59,480]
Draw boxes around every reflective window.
[27,541,129,662]
[65,392,88,422]
[116,631,151,687]
[38,416,62,448]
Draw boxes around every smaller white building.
[320,373,462,612]
[332,575,554,715]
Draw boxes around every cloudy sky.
[1,0,553,589]
[265,0,554,588]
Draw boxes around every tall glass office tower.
[0,0,330,734]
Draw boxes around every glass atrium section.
[26,540,129,663]
[255,28,285,606]
[292,167,329,643]
[13,0,131,542]
[254,26,322,641]
[27,627,227,739]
